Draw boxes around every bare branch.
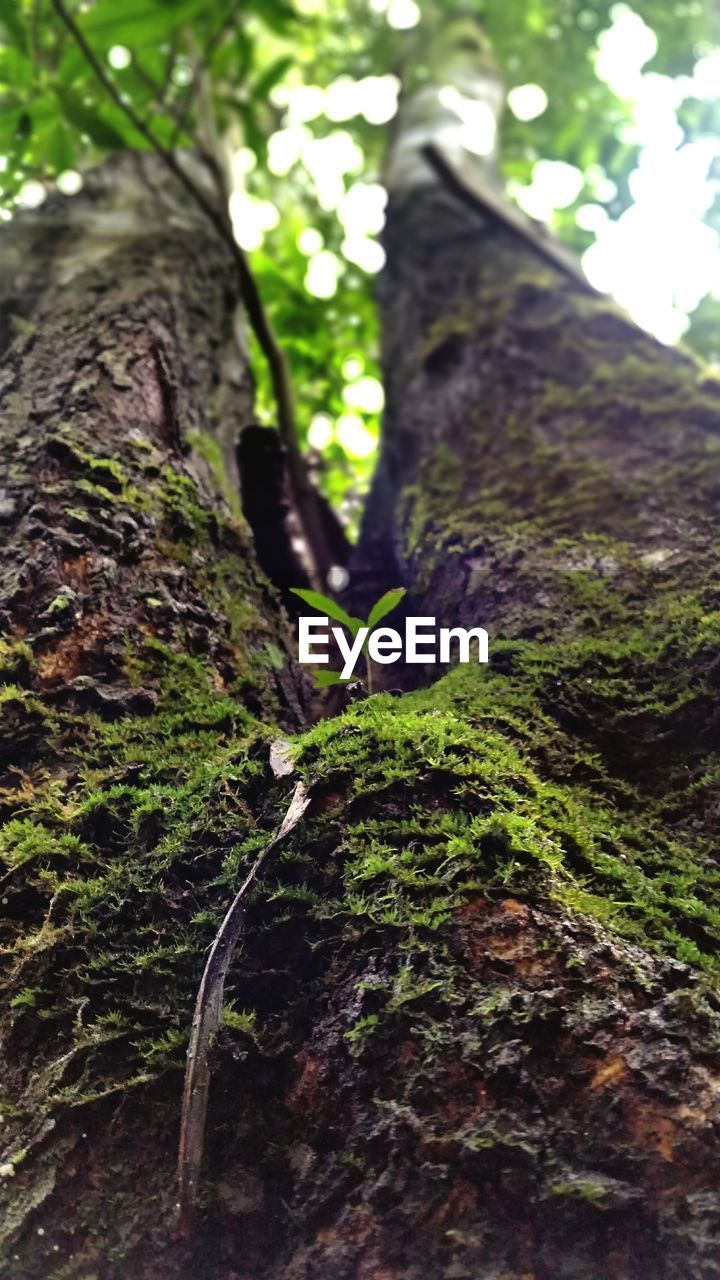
[129,57,196,143]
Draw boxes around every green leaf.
[367,588,406,629]
[3,107,32,174]
[0,0,27,52]
[46,122,75,175]
[218,27,254,81]
[313,670,349,688]
[290,588,363,635]
[0,47,32,89]
[246,0,297,34]
[251,55,293,104]
[58,43,91,88]
[235,100,267,164]
[55,87,127,150]
[80,0,206,43]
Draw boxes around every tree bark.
[2,149,720,1280]
[0,156,307,1277]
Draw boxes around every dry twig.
[175,780,311,1237]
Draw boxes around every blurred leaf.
[246,0,297,35]
[0,47,32,88]
[58,43,91,87]
[685,293,720,365]
[214,26,254,80]
[46,121,75,173]
[236,100,267,162]
[55,87,127,150]
[0,0,27,52]
[1,0,717,507]
[4,107,32,173]
[80,0,206,44]
[367,588,406,629]
[251,54,293,103]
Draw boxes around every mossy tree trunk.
[0,157,306,1276]
[2,156,720,1280]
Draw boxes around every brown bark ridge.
[2,153,720,1280]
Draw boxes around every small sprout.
[290,586,407,690]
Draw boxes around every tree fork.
[2,21,720,1280]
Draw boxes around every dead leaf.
[175,780,310,1238]
[269,737,295,778]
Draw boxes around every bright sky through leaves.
[579,3,720,344]
[233,0,720,356]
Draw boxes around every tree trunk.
[3,145,720,1280]
[0,156,307,1277]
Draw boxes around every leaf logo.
[290,587,406,688]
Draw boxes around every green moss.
[41,590,75,619]
[0,819,92,870]
[46,435,131,492]
[199,553,256,652]
[0,684,55,739]
[159,466,213,543]
[293,602,720,978]
[74,476,151,512]
[548,1176,624,1206]
[401,444,464,563]
[0,606,284,1107]
[84,456,129,491]
[5,246,720,1258]
[188,431,243,519]
[0,637,33,683]
[398,262,720,588]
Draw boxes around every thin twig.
[175,780,311,1239]
[130,55,224,194]
[51,0,329,591]
[170,2,242,149]
[365,652,375,695]
[130,57,196,143]
[158,33,180,104]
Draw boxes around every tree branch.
[129,57,197,145]
[169,2,242,149]
[50,0,330,591]
[421,142,596,294]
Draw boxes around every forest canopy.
[2,0,720,525]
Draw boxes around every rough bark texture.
[343,187,720,1274]
[2,162,720,1280]
[0,158,307,1277]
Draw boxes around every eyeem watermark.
[291,587,489,687]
